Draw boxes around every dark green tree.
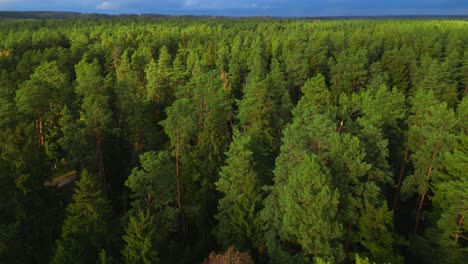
[160,98,196,213]
[122,210,159,264]
[146,45,172,105]
[125,151,178,237]
[330,48,368,103]
[402,89,457,232]
[75,57,112,179]
[278,154,343,262]
[15,61,67,145]
[51,170,112,264]
[214,131,263,252]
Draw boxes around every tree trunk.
[96,131,106,183]
[35,119,44,145]
[146,193,152,209]
[175,139,185,228]
[414,143,440,232]
[455,214,465,243]
[337,120,344,133]
[415,192,426,232]
[134,128,143,152]
[393,148,409,213]
[175,140,182,210]
[39,119,44,145]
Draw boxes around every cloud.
[96,1,118,10]
[0,0,16,5]
[183,0,259,10]
[0,0,467,16]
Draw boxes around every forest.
[0,15,467,264]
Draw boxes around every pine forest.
[0,15,467,264]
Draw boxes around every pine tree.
[122,210,159,264]
[145,45,172,105]
[402,89,457,232]
[214,131,262,251]
[262,74,341,263]
[125,151,178,237]
[0,70,16,128]
[330,48,368,103]
[131,45,153,88]
[279,154,343,262]
[191,70,232,186]
[160,98,197,212]
[427,100,468,263]
[114,50,148,153]
[282,36,310,102]
[247,36,267,82]
[170,50,188,91]
[15,61,67,145]
[57,106,90,169]
[51,170,111,264]
[75,57,112,180]
[381,47,413,94]
[414,58,458,108]
[358,202,403,263]
[266,58,292,133]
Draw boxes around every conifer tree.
[15,61,67,145]
[262,74,341,263]
[430,137,468,262]
[402,89,457,232]
[126,151,178,237]
[415,58,458,108]
[279,154,342,262]
[191,70,232,185]
[114,50,148,154]
[214,131,262,251]
[160,98,196,212]
[122,210,159,264]
[51,170,111,264]
[427,98,468,263]
[146,45,172,105]
[75,57,112,180]
[170,50,188,91]
[330,48,368,103]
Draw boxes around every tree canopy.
[0,15,467,264]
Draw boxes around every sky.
[0,0,467,17]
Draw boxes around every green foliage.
[402,89,457,198]
[0,16,467,264]
[126,151,175,209]
[160,98,196,156]
[75,57,112,135]
[428,132,468,263]
[15,61,67,119]
[262,75,342,262]
[358,202,402,263]
[122,210,159,264]
[279,155,343,261]
[98,249,114,264]
[355,254,375,264]
[126,151,178,237]
[414,57,458,107]
[214,131,263,251]
[191,70,232,182]
[146,45,172,104]
[51,170,111,264]
[330,48,368,102]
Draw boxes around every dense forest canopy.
[0,16,467,263]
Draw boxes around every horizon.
[1,1,468,17]
[2,10,468,19]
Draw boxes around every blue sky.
[0,0,467,16]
